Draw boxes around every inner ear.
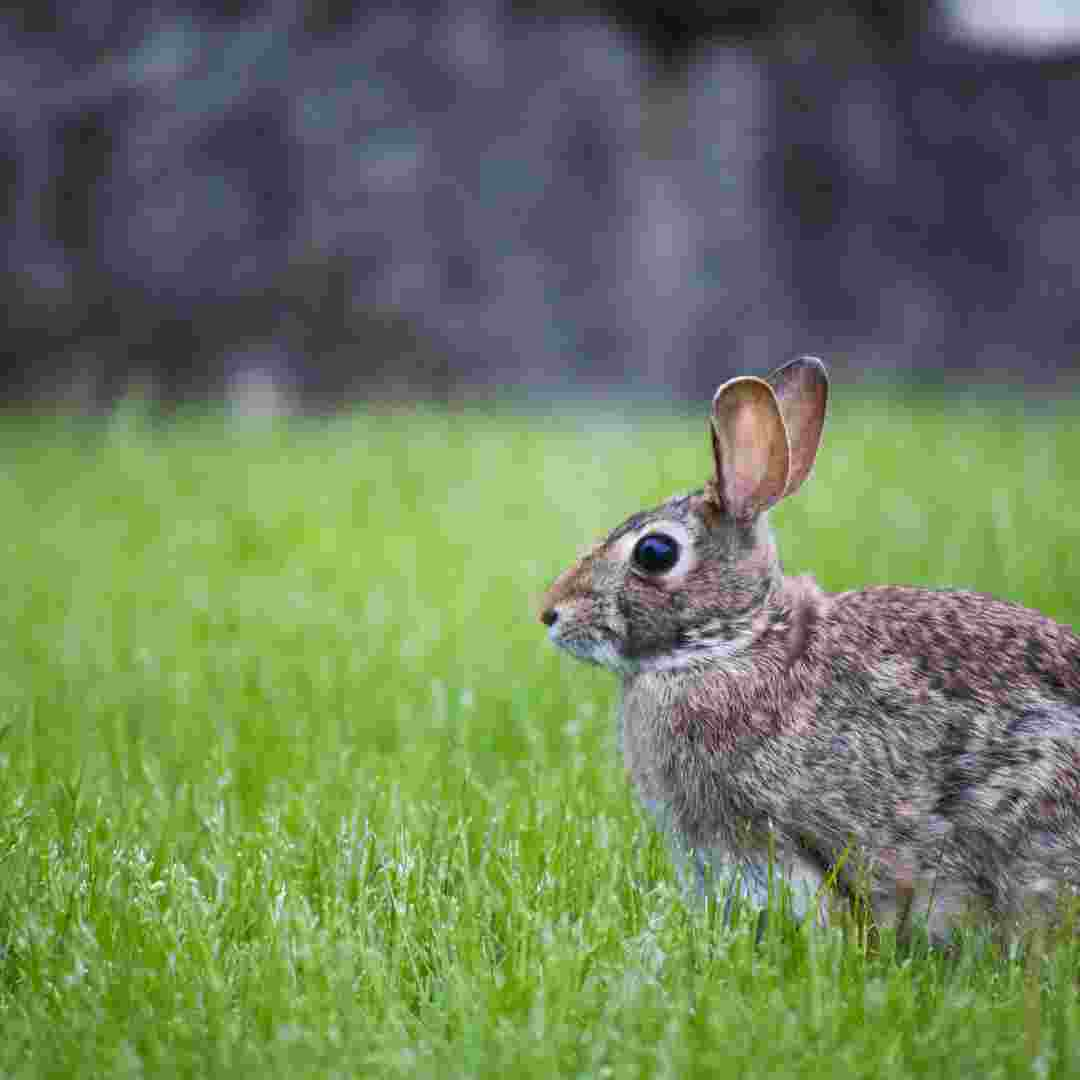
[765,356,828,497]
[709,376,790,521]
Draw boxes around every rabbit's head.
[538,358,829,675]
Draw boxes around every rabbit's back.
[825,585,1080,707]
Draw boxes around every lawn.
[1,387,1080,1077]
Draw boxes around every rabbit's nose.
[540,608,559,627]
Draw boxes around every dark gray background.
[3,1,1078,407]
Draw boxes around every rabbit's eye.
[632,533,680,575]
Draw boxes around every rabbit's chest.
[618,682,829,921]
[617,692,670,805]
[617,685,710,809]
[618,680,771,845]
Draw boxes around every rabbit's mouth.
[548,622,633,674]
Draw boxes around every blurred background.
[3,0,1079,411]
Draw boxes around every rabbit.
[538,357,1080,941]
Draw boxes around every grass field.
[2,388,1080,1077]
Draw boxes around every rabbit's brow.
[603,490,704,545]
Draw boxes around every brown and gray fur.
[538,358,1080,940]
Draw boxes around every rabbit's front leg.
[641,793,827,926]
[693,844,829,927]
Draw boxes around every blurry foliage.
[2,1,1079,408]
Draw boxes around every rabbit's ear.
[765,356,828,497]
[709,376,790,520]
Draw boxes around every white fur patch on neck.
[632,631,752,674]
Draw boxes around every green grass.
[2,391,1080,1077]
